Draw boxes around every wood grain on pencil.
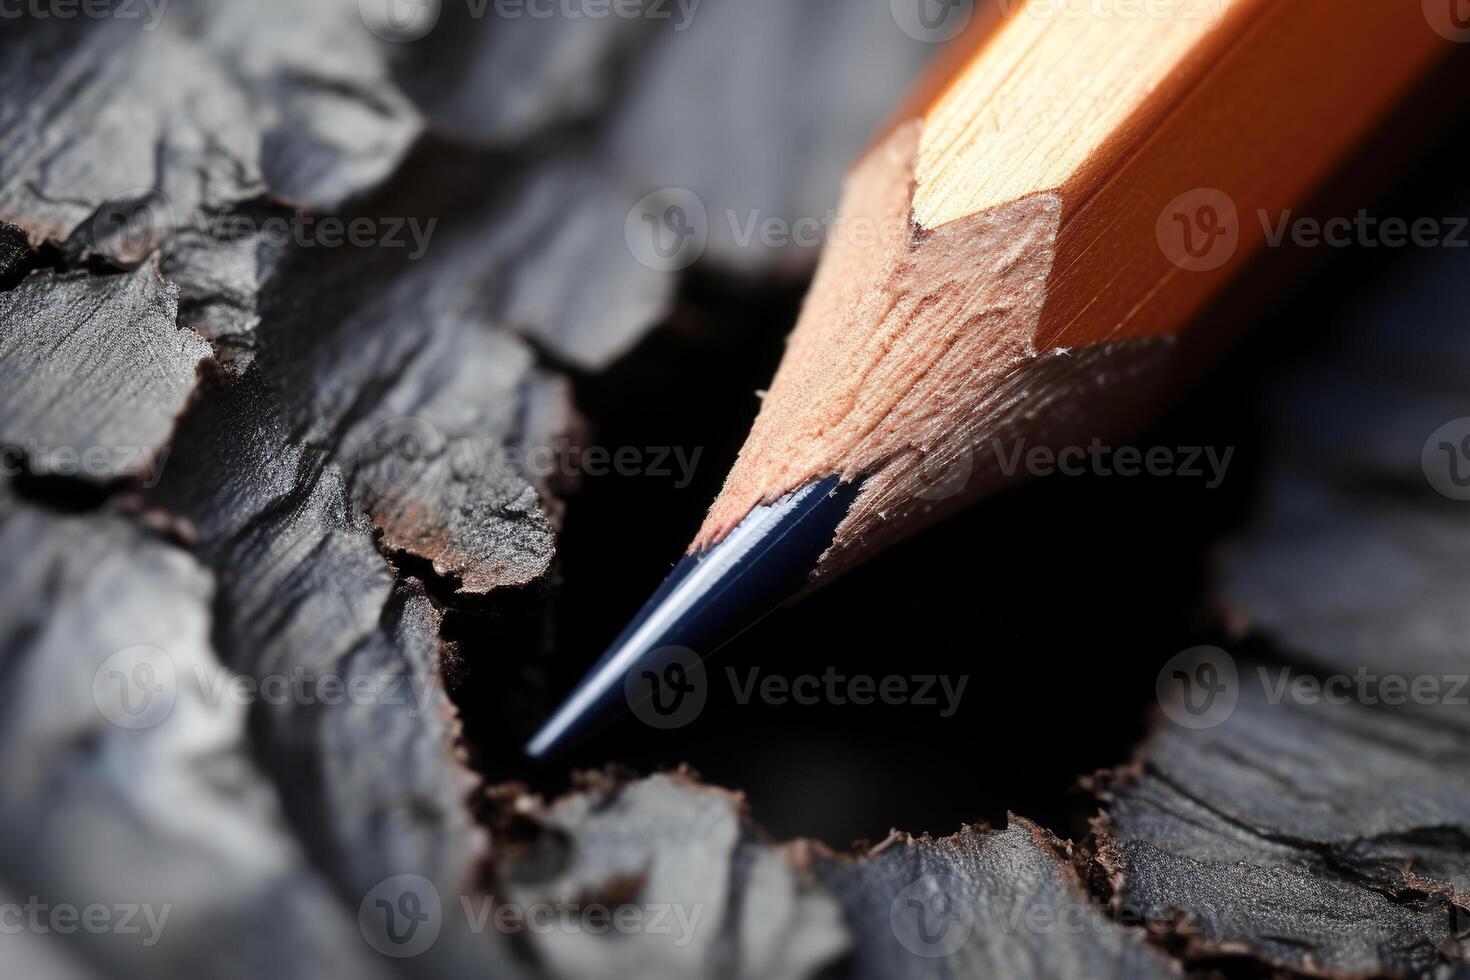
[695,0,1448,574]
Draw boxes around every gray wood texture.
[2,2,1466,978]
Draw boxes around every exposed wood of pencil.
[694,0,1449,575]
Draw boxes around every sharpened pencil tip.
[523,475,861,759]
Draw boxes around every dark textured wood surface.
[2,2,1468,979]
[1092,210,1470,978]
[0,266,209,479]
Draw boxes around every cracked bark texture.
[0,263,209,480]
[0,2,933,978]
[0,489,388,980]
[493,772,852,980]
[814,818,1176,980]
[1093,242,1470,976]
[5,1,1468,979]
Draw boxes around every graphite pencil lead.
[524,475,861,758]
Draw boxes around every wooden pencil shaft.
[696,0,1451,575]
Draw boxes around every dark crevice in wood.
[0,220,134,290]
[7,469,130,513]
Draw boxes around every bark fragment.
[815,817,1177,980]
[0,264,209,483]
[1094,231,1470,978]
[0,490,386,980]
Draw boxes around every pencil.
[526,0,1452,757]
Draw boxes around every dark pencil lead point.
[524,475,862,758]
